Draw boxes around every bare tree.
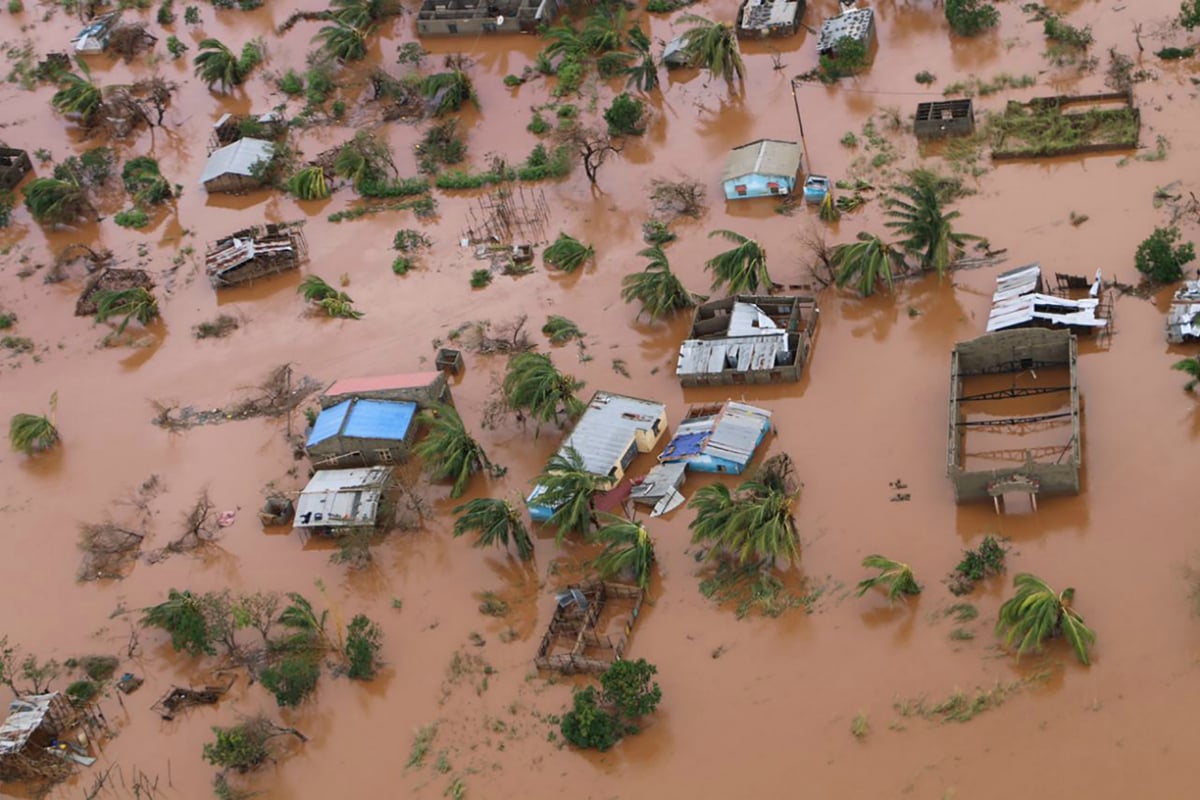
[555,125,624,185]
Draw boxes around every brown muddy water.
[1,0,1199,797]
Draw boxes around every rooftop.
[1167,281,1200,343]
[555,392,666,477]
[816,6,874,54]
[307,398,417,447]
[0,694,63,756]
[295,467,392,529]
[660,402,773,468]
[987,264,1108,333]
[199,137,274,185]
[723,139,802,182]
[738,0,802,32]
[325,372,444,396]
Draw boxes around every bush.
[945,0,999,36]
[392,256,412,275]
[503,74,524,87]
[1135,226,1195,283]
[344,614,382,679]
[560,687,622,751]
[1182,0,1200,30]
[600,659,661,727]
[260,656,320,707]
[1156,46,1195,59]
[0,191,12,227]
[166,35,187,58]
[184,4,200,23]
[114,208,150,228]
[357,177,429,198]
[1043,16,1092,47]
[914,70,936,84]
[470,269,492,288]
[604,93,645,136]
[8,0,24,11]
[819,36,869,79]
[393,229,431,251]
[278,69,304,95]
[528,112,550,135]
[66,679,99,704]
[554,60,584,96]
[157,0,174,24]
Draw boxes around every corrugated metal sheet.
[660,401,772,469]
[817,7,874,53]
[294,467,390,529]
[200,138,274,185]
[630,462,687,503]
[739,0,801,31]
[987,264,1108,332]
[677,335,789,377]
[723,139,802,182]
[557,393,666,477]
[326,372,442,396]
[0,694,59,755]
[341,399,416,439]
[307,399,351,447]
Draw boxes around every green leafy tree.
[600,658,661,726]
[819,35,869,79]
[534,446,604,541]
[855,555,921,604]
[203,716,298,772]
[831,232,902,297]
[625,26,659,93]
[10,393,59,455]
[260,656,320,707]
[122,157,173,206]
[705,229,772,294]
[330,0,392,26]
[23,175,91,226]
[589,514,654,589]
[603,92,645,136]
[688,454,800,567]
[543,232,595,272]
[945,0,999,36]
[452,497,534,560]
[421,71,477,116]
[679,14,745,84]
[502,352,585,428]
[884,170,979,279]
[193,38,247,91]
[94,288,159,334]
[995,573,1096,665]
[620,245,694,321]
[51,68,102,125]
[142,589,214,656]
[344,614,382,679]
[1134,225,1195,283]
[560,687,621,750]
[1173,356,1200,391]
[1183,0,1200,30]
[413,403,495,498]
[315,21,368,62]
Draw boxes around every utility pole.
[790,77,812,175]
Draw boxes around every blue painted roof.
[306,398,416,447]
[660,431,708,460]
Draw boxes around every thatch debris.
[75,268,154,317]
[107,22,157,61]
[450,315,534,355]
[150,683,229,721]
[150,364,322,430]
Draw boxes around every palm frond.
[855,555,921,603]
[452,497,532,560]
[414,404,492,498]
[704,229,771,293]
[543,233,595,273]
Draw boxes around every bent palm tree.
[52,71,102,126]
[543,232,594,273]
[10,394,59,455]
[831,232,902,297]
[421,70,477,116]
[884,170,979,279]
[452,497,533,560]
[194,39,245,91]
[94,288,159,334]
[1173,356,1200,391]
[996,573,1095,665]
[535,446,604,541]
[298,275,338,303]
[621,245,694,321]
[142,588,213,656]
[589,514,654,589]
[122,157,173,206]
[689,454,800,567]
[705,229,772,294]
[503,352,585,429]
[330,0,391,27]
[23,176,91,226]
[855,555,921,604]
[625,26,659,93]
[414,403,495,498]
[315,21,369,62]
[581,5,627,53]
[287,166,330,200]
[679,14,745,84]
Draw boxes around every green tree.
[1183,0,1200,30]
[202,715,305,772]
[315,21,368,62]
[298,275,338,302]
[413,403,495,498]
[94,287,159,334]
[625,26,659,93]
[620,245,694,321]
[543,232,594,272]
[259,656,320,707]
[600,658,661,726]
[421,71,477,116]
[502,352,585,428]
[604,93,645,136]
[679,14,745,84]
[1134,225,1195,283]
[534,446,604,541]
[22,175,91,226]
[831,232,902,297]
[884,170,979,279]
[705,229,772,294]
[581,5,627,53]
[287,166,330,200]
[688,454,800,567]
[1173,356,1200,391]
[9,393,59,455]
[276,592,333,654]
[589,514,654,589]
[193,38,246,91]
[330,0,392,26]
[344,613,382,679]
[452,497,534,560]
[142,589,214,656]
[855,555,921,604]
[819,36,869,79]
[51,69,102,126]
[122,157,173,206]
[945,0,999,36]
[995,573,1096,665]
[333,130,396,191]
[559,686,621,750]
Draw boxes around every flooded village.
[1,0,1199,797]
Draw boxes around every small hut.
[294,466,393,534]
[737,0,805,38]
[914,99,975,141]
[205,222,308,287]
[200,138,274,194]
[0,693,80,782]
[816,4,875,56]
[74,268,154,317]
[0,147,33,191]
[722,139,802,200]
[210,112,287,151]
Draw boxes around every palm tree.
[620,246,694,321]
[277,592,334,653]
[1173,356,1200,391]
[502,352,585,428]
[534,447,605,541]
[23,176,90,226]
[142,588,214,656]
[996,573,1095,665]
[581,5,627,53]
[831,232,902,297]
[9,393,59,455]
[333,131,395,190]
[452,497,533,560]
[413,403,495,498]
[855,555,921,604]
[315,21,368,62]
[625,27,659,93]
[421,71,477,116]
[589,514,654,589]
[705,229,772,294]
[543,21,587,62]
[883,170,979,279]
[193,39,244,92]
[330,0,391,27]
[679,14,745,84]
[298,275,338,303]
[94,288,159,334]
[122,157,173,206]
[543,233,595,273]
[287,166,330,200]
[688,454,800,567]
[51,71,102,126]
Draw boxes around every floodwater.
[1,0,1199,797]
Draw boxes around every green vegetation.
[625,26,658,93]
[287,166,330,200]
[604,93,645,136]
[945,602,978,622]
[894,680,1028,724]
[414,403,497,498]
[851,714,869,739]
[157,0,175,24]
[855,555,921,604]
[689,454,800,568]
[819,36,869,80]
[393,228,431,252]
[949,535,1009,595]
[1043,15,1093,48]
[991,101,1139,157]
[23,175,90,225]
[996,573,1096,665]
[122,157,173,206]
[470,269,492,288]
[193,38,258,91]
[66,679,99,704]
[433,144,571,189]
[503,352,585,431]
[678,14,744,84]
[1173,356,1200,391]
[392,256,412,275]
[532,447,602,540]
[945,0,999,36]
[416,119,466,173]
[1157,46,1195,59]
[260,656,320,707]
[297,275,363,319]
[1135,225,1195,283]
[620,245,694,321]
[315,21,368,62]
[528,112,550,135]
[184,5,200,23]
[560,659,661,750]
[345,614,382,679]
[334,130,397,192]
[884,169,979,279]
[832,233,901,297]
[705,229,771,293]
[840,131,858,147]
[1182,0,1200,30]
[141,589,212,655]
[943,73,1035,97]
[541,315,584,344]
[203,716,301,772]
[422,70,477,116]
[9,400,59,455]
[193,314,239,339]
[114,208,150,228]
[588,514,654,589]
[94,288,159,333]
[278,68,304,95]
[543,232,594,272]
[453,498,533,560]
[407,723,438,768]
[915,70,936,84]
[52,71,102,125]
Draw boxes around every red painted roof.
[325,372,441,395]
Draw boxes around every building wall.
[630,410,668,452]
[320,375,451,409]
[723,173,797,200]
[203,173,266,195]
[308,434,411,466]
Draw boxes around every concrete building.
[676,295,819,386]
[736,0,805,38]
[914,99,975,141]
[321,371,451,409]
[659,401,773,474]
[415,0,564,36]
[816,5,875,56]
[306,398,419,467]
[722,139,802,200]
[294,466,393,533]
[199,138,274,194]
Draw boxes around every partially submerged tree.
[945,0,1000,37]
[554,124,623,185]
[679,14,745,85]
[560,658,661,750]
[315,21,369,62]
[142,588,214,656]
[94,287,159,334]
[855,555,921,604]
[421,69,477,116]
[260,656,320,707]
[1173,356,1200,391]
[23,175,92,226]
[884,170,979,279]
[333,130,397,191]
[287,166,331,200]
[688,453,800,568]
[452,497,534,560]
[534,446,605,541]
[51,70,102,126]
[193,38,259,91]
[831,232,902,297]
[589,514,654,589]
[625,26,659,93]
[297,275,362,319]
[413,403,497,498]
[705,229,772,294]
[344,613,383,679]
[10,394,59,456]
[543,232,595,273]
[1135,225,1195,283]
[203,714,307,772]
[620,245,695,321]
[502,352,585,428]
[122,157,174,207]
[995,573,1095,665]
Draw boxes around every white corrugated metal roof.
[555,393,666,477]
[678,301,791,377]
[294,466,391,529]
[817,7,874,53]
[0,694,58,755]
[705,402,772,465]
[987,264,1108,332]
[200,138,274,186]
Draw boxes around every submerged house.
[71,11,118,53]
[294,466,393,533]
[200,137,274,194]
[526,392,667,522]
[0,693,81,781]
[677,295,819,386]
[659,401,773,474]
[321,371,451,409]
[416,0,564,36]
[736,0,805,38]
[211,112,287,150]
[723,139,802,200]
[0,148,32,191]
[1167,281,1200,343]
[987,264,1110,335]
[914,99,975,141]
[306,398,418,467]
[816,4,875,56]
[205,222,307,287]
[663,35,691,69]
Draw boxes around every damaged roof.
[660,402,772,470]
[987,263,1108,332]
[0,694,62,756]
[200,137,274,185]
[723,139,802,181]
[555,392,666,477]
[294,467,391,529]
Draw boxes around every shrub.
[503,74,524,87]
[392,256,412,275]
[819,36,869,79]
[528,112,550,135]
[0,311,15,329]
[157,0,175,24]
[840,131,858,147]
[470,269,492,288]
[0,191,13,227]
[393,229,431,251]
[66,679,99,704]
[599,659,661,727]
[1043,16,1092,47]
[915,70,936,84]
[8,0,24,11]
[604,93,645,136]
[260,656,320,707]
[1156,46,1195,59]
[1135,225,1195,283]
[114,208,150,228]
[560,687,621,751]
[166,35,187,58]
[554,60,584,96]
[184,4,200,23]
[543,232,594,272]
[9,411,58,455]
[278,69,304,95]
[1183,0,1200,30]
[344,614,382,679]
[945,0,999,36]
